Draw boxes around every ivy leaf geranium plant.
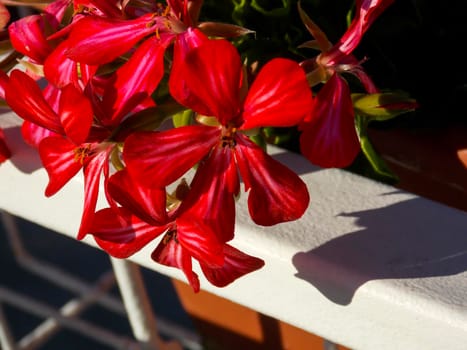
[0,0,417,292]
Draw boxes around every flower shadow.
[3,125,42,173]
[270,150,322,176]
[292,194,467,305]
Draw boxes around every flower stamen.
[73,144,92,164]
[221,126,237,148]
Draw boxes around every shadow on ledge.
[292,193,467,305]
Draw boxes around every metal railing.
[0,210,203,350]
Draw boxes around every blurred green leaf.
[352,92,418,122]
[355,114,399,183]
[249,133,268,152]
[120,100,186,132]
[172,109,194,128]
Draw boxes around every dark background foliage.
[201,0,467,128]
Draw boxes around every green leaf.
[249,133,267,151]
[262,127,293,145]
[251,0,291,17]
[355,114,399,183]
[119,100,186,132]
[172,109,194,128]
[352,92,418,122]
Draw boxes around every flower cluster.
[0,0,416,292]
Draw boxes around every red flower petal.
[235,135,310,226]
[21,121,58,148]
[92,207,168,258]
[102,35,172,123]
[107,169,168,225]
[39,136,83,197]
[8,14,54,63]
[241,58,313,130]
[169,38,242,125]
[77,146,112,239]
[176,217,224,268]
[43,0,71,26]
[65,14,156,65]
[151,234,201,293]
[5,70,63,134]
[181,145,239,243]
[299,73,360,168]
[200,244,265,288]
[59,84,93,145]
[123,125,219,188]
[322,0,394,65]
[44,41,98,88]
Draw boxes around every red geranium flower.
[2,39,163,239]
[63,0,250,66]
[123,39,313,231]
[90,168,264,292]
[298,0,394,168]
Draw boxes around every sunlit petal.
[5,70,62,134]
[65,14,156,65]
[200,244,264,288]
[241,58,313,129]
[77,145,112,239]
[8,14,54,63]
[102,35,172,123]
[39,136,83,197]
[59,84,93,145]
[170,38,242,125]
[123,125,219,188]
[235,135,310,226]
[176,217,224,267]
[107,169,168,225]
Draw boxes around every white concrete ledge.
[1,110,466,350]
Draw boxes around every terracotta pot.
[368,123,467,211]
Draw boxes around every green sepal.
[172,109,194,128]
[250,0,291,17]
[110,145,125,171]
[352,92,418,122]
[355,114,399,183]
[119,100,186,132]
[262,127,292,146]
[249,133,267,152]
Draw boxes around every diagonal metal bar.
[0,303,16,350]
[17,271,116,350]
[1,211,202,350]
[0,287,140,350]
[323,339,339,350]
[1,210,125,315]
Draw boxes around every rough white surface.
[1,111,467,350]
